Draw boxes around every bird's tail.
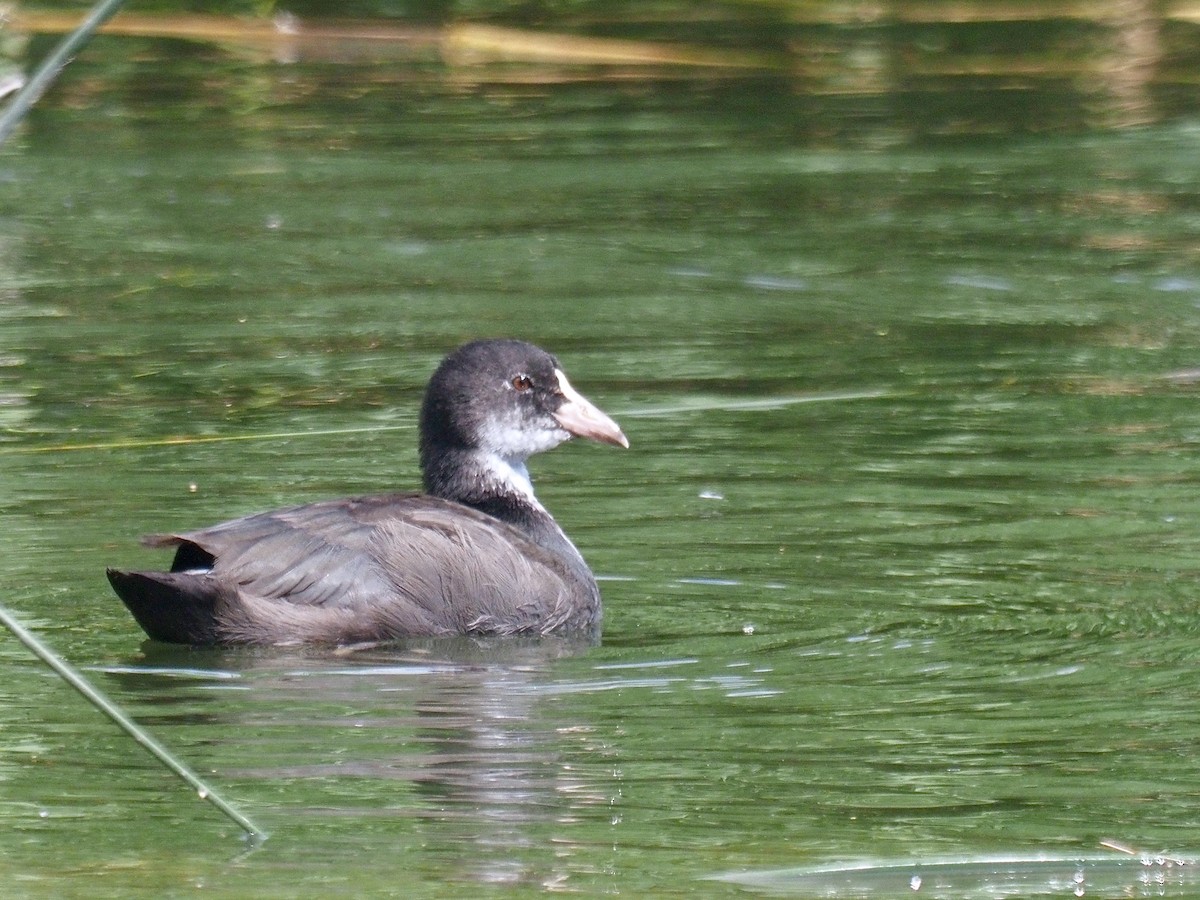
[105,568,222,645]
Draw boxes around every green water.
[3,21,1200,899]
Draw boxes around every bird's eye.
[511,374,534,392]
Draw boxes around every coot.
[106,339,628,645]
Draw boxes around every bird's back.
[108,493,601,645]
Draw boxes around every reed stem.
[0,605,268,845]
[0,0,129,145]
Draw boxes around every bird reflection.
[113,637,618,887]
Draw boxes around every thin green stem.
[0,605,268,845]
[0,0,130,145]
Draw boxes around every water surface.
[2,16,1200,899]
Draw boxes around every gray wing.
[151,494,413,608]
[369,503,594,634]
[147,493,592,638]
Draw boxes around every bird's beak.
[552,369,629,448]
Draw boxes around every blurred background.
[7,1,1199,133]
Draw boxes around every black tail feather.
[105,568,222,645]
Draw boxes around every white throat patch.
[478,451,542,507]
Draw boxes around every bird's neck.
[422,446,587,571]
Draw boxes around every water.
[3,15,1200,899]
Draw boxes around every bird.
[106,339,628,646]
